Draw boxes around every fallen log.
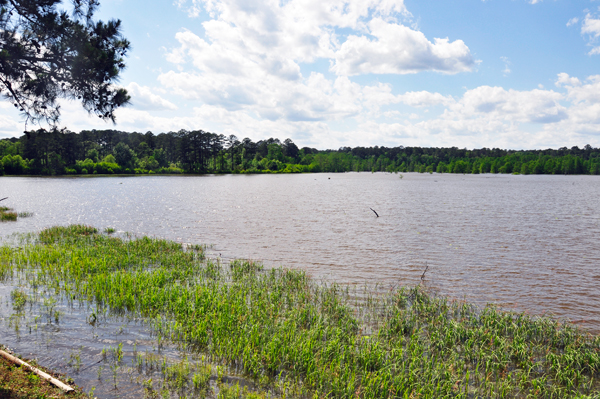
[0,349,74,393]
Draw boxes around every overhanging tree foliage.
[0,0,130,127]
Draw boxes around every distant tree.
[137,141,150,158]
[267,143,284,162]
[85,148,99,162]
[113,142,135,169]
[0,0,130,126]
[152,148,167,168]
[225,134,239,170]
[282,138,299,160]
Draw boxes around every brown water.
[1,172,600,332]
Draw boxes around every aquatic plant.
[0,207,33,221]
[0,225,599,398]
[0,209,17,221]
[10,289,27,312]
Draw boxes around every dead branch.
[0,349,74,393]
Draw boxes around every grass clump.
[0,206,33,222]
[38,225,98,244]
[10,289,27,312]
[0,224,599,398]
[0,208,17,222]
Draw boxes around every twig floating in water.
[369,208,379,217]
[0,197,7,202]
[421,263,429,281]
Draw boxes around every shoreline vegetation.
[1,129,600,176]
[1,226,599,398]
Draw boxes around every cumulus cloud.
[396,91,455,107]
[125,83,178,111]
[562,74,600,106]
[330,19,475,75]
[582,13,600,38]
[447,86,567,124]
[171,0,474,79]
[555,72,581,87]
[159,0,475,128]
[581,12,600,54]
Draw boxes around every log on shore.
[0,349,74,393]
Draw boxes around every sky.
[2,0,600,150]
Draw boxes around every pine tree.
[0,0,130,127]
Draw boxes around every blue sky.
[2,0,600,150]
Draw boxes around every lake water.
[1,173,600,333]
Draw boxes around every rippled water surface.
[1,173,600,332]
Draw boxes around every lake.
[1,172,600,332]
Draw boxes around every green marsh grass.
[0,225,599,398]
[0,209,17,221]
[0,206,33,221]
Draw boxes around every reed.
[1,225,599,398]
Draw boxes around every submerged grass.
[0,210,17,221]
[1,225,599,398]
[0,206,33,222]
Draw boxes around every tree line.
[1,128,600,176]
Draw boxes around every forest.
[1,128,600,176]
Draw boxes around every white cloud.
[555,72,581,87]
[582,13,600,38]
[582,12,600,54]
[331,18,475,75]
[396,91,455,107]
[500,56,511,76]
[125,82,178,111]
[563,75,600,106]
[567,17,579,27]
[171,0,473,78]
[447,86,567,124]
[0,114,21,139]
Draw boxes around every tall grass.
[1,225,599,398]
